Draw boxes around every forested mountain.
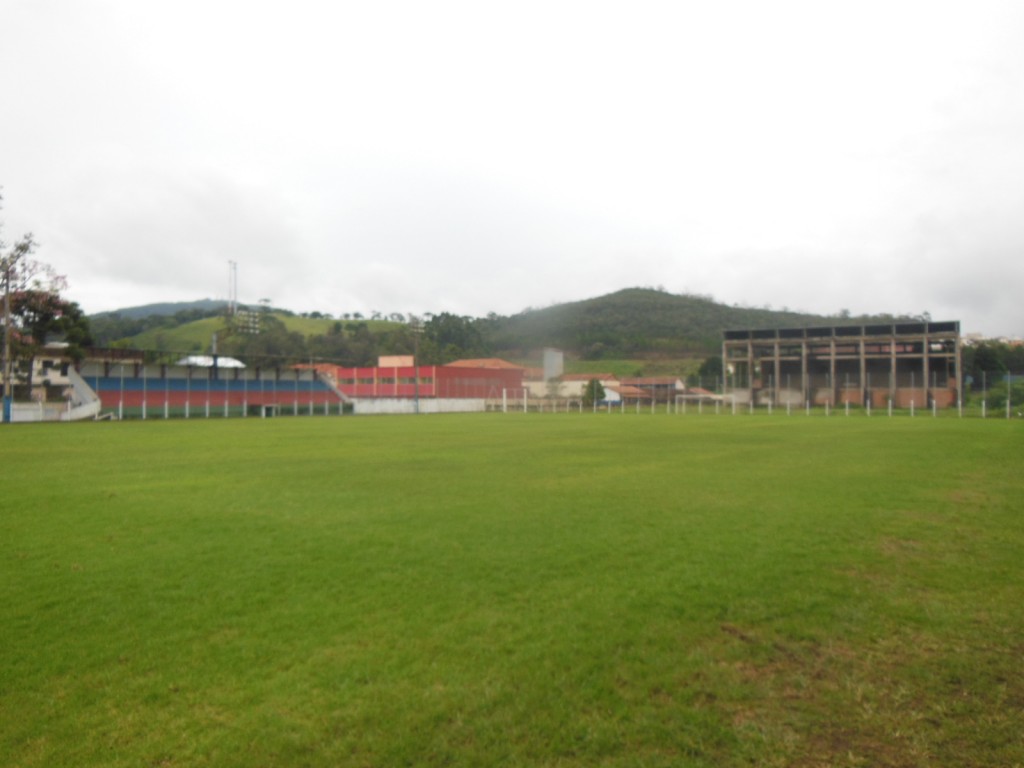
[91,299,227,320]
[87,287,911,365]
[485,288,897,359]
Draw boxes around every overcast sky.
[3,1,1023,336]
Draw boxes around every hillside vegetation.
[87,287,912,369]
[91,307,399,357]
[486,288,858,359]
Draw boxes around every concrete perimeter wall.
[353,398,486,415]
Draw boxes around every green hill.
[485,288,890,359]
[126,316,227,353]
[112,314,399,355]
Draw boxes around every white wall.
[353,398,486,415]
[525,379,592,399]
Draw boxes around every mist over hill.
[484,288,904,359]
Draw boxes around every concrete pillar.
[801,337,808,405]
[859,338,867,406]
[773,341,781,407]
[829,337,836,407]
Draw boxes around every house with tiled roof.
[676,386,723,406]
[619,376,685,403]
[605,383,652,404]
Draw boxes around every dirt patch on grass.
[702,624,1024,767]
[878,537,924,556]
[947,488,991,507]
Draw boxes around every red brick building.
[326,363,525,399]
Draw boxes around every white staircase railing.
[64,368,103,420]
[313,368,352,403]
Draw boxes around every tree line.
[962,341,1024,389]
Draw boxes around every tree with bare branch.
[2,192,91,421]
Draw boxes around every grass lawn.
[1,414,1022,766]
[560,358,703,378]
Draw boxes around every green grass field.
[2,415,1022,766]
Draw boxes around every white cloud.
[2,0,1023,336]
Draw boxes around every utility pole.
[2,234,40,423]
[2,266,10,423]
[411,317,423,414]
[2,252,17,424]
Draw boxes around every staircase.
[6,368,102,422]
[313,368,353,403]
[63,368,103,420]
